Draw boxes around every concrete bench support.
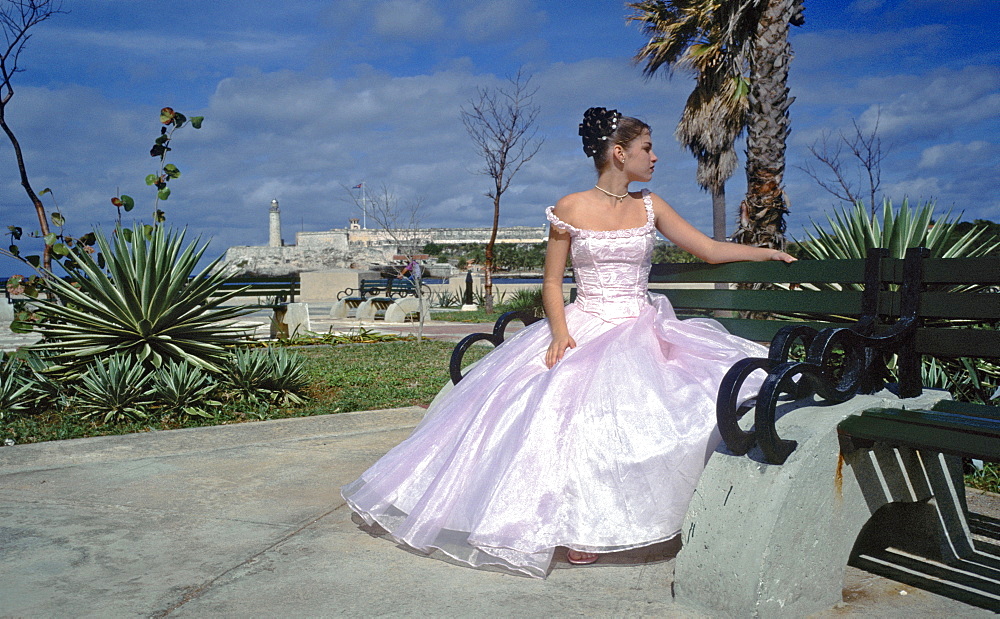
[330,297,363,319]
[384,296,426,323]
[673,388,949,617]
[355,298,393,321]
[270,302,310,339]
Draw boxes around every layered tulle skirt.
[341,296,767,578]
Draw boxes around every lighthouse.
[269,199,282,247]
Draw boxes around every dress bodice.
[545,189,656,321]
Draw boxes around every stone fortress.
[223,199,548,277]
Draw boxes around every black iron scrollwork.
[716,247,928,465]
[449,310,543,385]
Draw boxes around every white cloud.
[459,0,546,43]
[373,0,445,40]
[918,140,991,168]
[856,66,1000,139]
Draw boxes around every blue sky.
[0,0,997,271]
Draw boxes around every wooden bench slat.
[914,327,1000,358]
[917,291,1000,320]
[653,288,867,314]
[861,407,1000,433]
[932,399,1000,420]
[920,256,1000,285]
[685,317,856,343]
[839,409,1000,461]
[649,259,870,284]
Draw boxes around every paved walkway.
[1,408,995,617]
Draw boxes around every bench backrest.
[360,278,415,297]
[904,255,1000,360]
[647,258,887,342]
[211,276,300,302]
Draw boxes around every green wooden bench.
[833,249,1000,611]
[661,248,1000,614]
[208,275,301,338]
[210,275,300,307]
[837,248,1000,460]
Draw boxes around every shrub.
[73,354,154,423]
[799,199,999,263]
[30,224,252,377]
[151,360,220,418]
[502,287,545,318]
[221,347,309,406]
[0,356,34,418]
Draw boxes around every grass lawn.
[432,308,507,323]
[1,341,491,446]
[295,341,489,413]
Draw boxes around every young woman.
[342,107,795,577]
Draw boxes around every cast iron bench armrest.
[715,248,908,464]
[449,310,543,384]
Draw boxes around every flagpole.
[362,182,367,229]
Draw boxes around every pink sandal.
[567,550,599,565]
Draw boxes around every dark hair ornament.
[579,107,622,158]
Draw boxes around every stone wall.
[226,224,548,277]
[223,246,354,277]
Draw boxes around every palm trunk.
[711,184,727,242]
[736,0,799,251]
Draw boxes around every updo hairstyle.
[578,107,650,171]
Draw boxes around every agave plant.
[73,354,155,423]
[800,198,999,263]
[0,356,34,418]
[17,349,71,413]
[797,199,1000,400]
[221,347,309,405]
[502,287,546,318]
[151,360,220,418]
[29,224,252,377]
[260,347,310,405]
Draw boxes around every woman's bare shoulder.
[645,191,680,216]
[552,191,591,218]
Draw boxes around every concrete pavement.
[0,304,995,616]
[1,407,995,617]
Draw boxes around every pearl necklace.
[594,184,629,202]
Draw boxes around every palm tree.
[629,0,804,248]
[731,0,805,250]
[629,0,755,241]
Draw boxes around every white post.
[361,183,367,229]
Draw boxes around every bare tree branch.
[797,110,888,215]
[343,183,428,340]
[460,69,543,313]
[0,0,65,272]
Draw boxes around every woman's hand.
[546,334,577,368]
[769,250,797,263]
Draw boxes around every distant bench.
[209,275,300,308]
[331,277,426,322]
[209,275,301,338]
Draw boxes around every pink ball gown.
[341,189,766,578]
